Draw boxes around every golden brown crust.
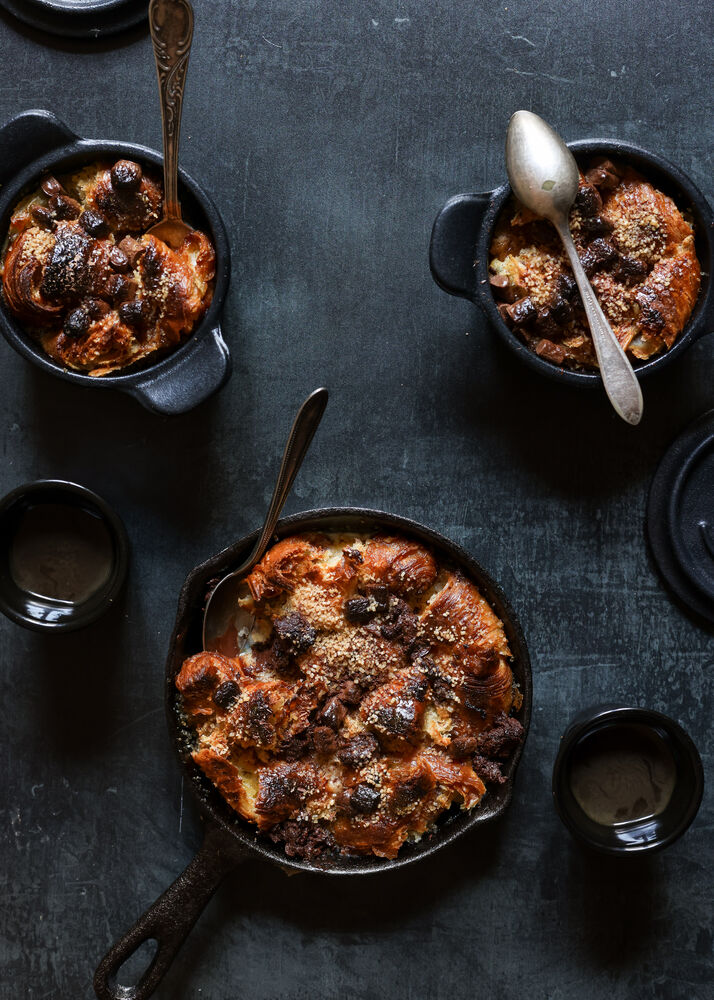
[1,162,215,376]
[178,532,524,861]
[489,157,701,369]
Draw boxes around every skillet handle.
[125,323,231,415]
[0,109,79,185]
[429,192,493,300]
[94,822,244,1000]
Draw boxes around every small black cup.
[0,479,129,632]
[552,704,703,855]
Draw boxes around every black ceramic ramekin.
[552,704,704,855]
[0,110,231,414]
[0,479,129,632]
[430,139,714,387]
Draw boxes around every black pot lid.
[647,409,714,626]
[0,0,146,38]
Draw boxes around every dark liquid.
[569,724,677,826]
[9,503,114,604]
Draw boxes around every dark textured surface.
[0,2,712,998]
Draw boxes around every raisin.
[41,175,62,197]
[557,274,577,300]
[319,697,347,731]
[79,210,109,238]
[50,194,81,221]
[344,597,376,623]
[84,298,110,320]
[574,184,602,217]
[213,680,239,709]
[63,307,90,338]
[111,160,143,191]
[107,274,137,304]
[580,238,618,276]
[273,612,316,653]
[312,726,337,755]
[30,205,55,230]
[338,734,379,769]
[349,784,381,815]
[580,215,613,238]
[119,300,145,327]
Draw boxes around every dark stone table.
[0,2,711,998]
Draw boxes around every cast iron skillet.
[430,139,714,387]
[0,109,231,415]
[94,507,532,1000]
[0,0,147,41]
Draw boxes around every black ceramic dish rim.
[0,0,147,38]
[164,506,533,876]
[431,138,714,387]
[0,123,231,393]
[552,704,704,855]
[0,478,129,632]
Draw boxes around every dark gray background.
[0,1,712,998]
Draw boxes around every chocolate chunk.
[106,274,137,304]
[505,296,537,327]
[535,339,567,365]
[109,247,130,272]
[580,215,614,238]
[557,273,577,300]
[319,697,347,731]
[245,691,273,743]
[488,273,510,293]
[534,308,561,338]
[574,184,603,217]
[336,681,362,707]
[585,159,620,191]
[476,713,525,759]
[312,725,338,755]
[618,255,648,282]
[267,820,336,860]
[374,701,416,738]
[111,159,143,191]
[273,612,316,653]
[84,297,110,320]
[472,755,506,784]
[349,784,381,815]
[30,205,55,230]
[79,210,109,238]
[391,772,431,811]
[213,680,239,709]
[119,300,146,328]
[338,733,380,769]
[550,296,573,324]
[140,241,163,288]
[63,307,90,338]
[580,238,618,276]
[118,236,145,267]
[50,194,81,221]
[449,735,479,759]
[41,175,62,198]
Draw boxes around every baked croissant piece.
[1,160,215,375]
[176,532,525,861]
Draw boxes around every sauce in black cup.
[0,480,129,632]
[552,705,703,855]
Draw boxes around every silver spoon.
[505,110,643,426]
[202,387,329,655]
[147,0,195,250]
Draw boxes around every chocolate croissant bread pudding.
[489,156,701,369]
[1,160,215,375]
[176,532,525,861]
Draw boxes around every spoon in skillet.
[202,388,329,656]
[505,110,643,425]
[147,0,195,249]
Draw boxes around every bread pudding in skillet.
[1,160,214,375]
[489,156,700,369]
[176,532,525,861]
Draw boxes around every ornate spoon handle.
[149,0,194,221]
